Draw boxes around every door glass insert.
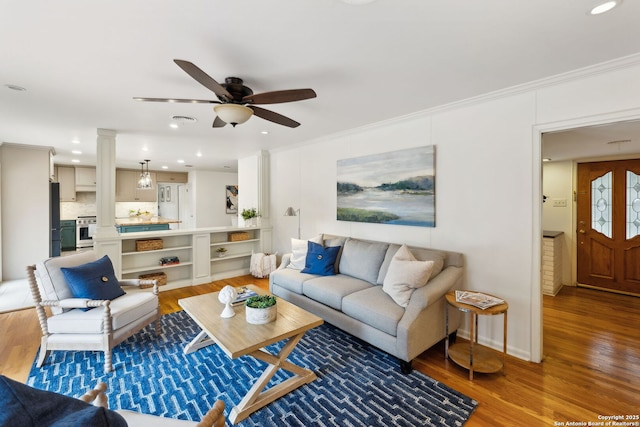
[592,171,612,238]
[627,170,640,239]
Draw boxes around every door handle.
[578,229,586,234]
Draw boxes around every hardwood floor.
[1,279,638,426]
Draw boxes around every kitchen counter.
[115,216,181,226]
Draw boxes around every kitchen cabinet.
[75,166,96,191]
[116,224,170,233]
[60,220,76,251]
[155,171,188,183]
[115,169,157,202]
[56,166,76,201]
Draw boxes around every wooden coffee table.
[178,285,323,424]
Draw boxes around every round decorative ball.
[218,285,238,318]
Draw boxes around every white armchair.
[26,250,161,373]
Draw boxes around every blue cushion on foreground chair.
[61,255,125,302]
[302,241,341,276]
[0,375,127,427]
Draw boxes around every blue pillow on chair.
[61,255,125,302]
[302,241,341,276]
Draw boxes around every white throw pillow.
[288,234,323,270]
[383,244,434,307]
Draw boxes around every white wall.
[542,161,574,286]
[0,144,51,279]
[189,170,238,227]
[269,57,640,362]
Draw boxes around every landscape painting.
[337,145,435,227]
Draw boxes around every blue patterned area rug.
[28,311,477,426]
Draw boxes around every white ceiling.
[2,0,640,172]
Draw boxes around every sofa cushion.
[377,244,446,284]
[382,245,434,307]
[288,235,323,270]
[270,268,319,294]
[61,256,125,305]
[47,292,158,334]
[342,286,405,336]
[301,241,341,276]
[338,238,389,284]
[303,275,373,311]
[323,236,347,273]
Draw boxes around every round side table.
[445,291,508,380]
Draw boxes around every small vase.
[218,252,226,258]
[245,217,256,227]
[245,304,277,324]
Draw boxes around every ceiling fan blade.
[249,106,300,128]
[243,88,316,105]
[173,59,234,102]
[133,97,220,104]
[213,116,227,128]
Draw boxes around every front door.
[576,159,640,295]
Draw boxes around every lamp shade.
[214,104,253,127]
[284,207,298,216]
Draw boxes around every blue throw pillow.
[301,241,340,276]
[61,255,125,302]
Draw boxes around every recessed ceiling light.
[161,165,169,169]
[71,159,80,163]
[196,151,203,157]
[72,139,80,144]
[261,130,269,135]
[5,84,26,91]
[71,150,82,155]
[340,0,377,4]
[589,0,620,15]
[142,146,149,151]
[169,123,179,129]
[177,159,185,164]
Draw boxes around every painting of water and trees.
[337,145,435,227]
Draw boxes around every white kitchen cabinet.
[56,166,76,201]
[75,166,96,191]
[115,169,157,202]
[155,171,188,183]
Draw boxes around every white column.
[95,129,118,238]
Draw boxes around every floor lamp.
[284,207,300,239]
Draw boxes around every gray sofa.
[269,234,463,373]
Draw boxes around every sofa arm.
[119,279,159,295]
[277,253,293,270]
[40,298,110,309]
[405,266,463,311]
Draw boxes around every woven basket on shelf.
[228,232,249,242]
[138,272,167,287]
[136,238,163,251]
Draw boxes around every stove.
[76,215,96,248]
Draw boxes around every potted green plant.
[241,208,259,227]
[216,247,228,258]
[245,294,277,324]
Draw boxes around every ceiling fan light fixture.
[214,104,253,127]
[589,0,620,15]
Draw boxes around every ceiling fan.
[134,59,317,128]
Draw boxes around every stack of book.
[232,287,258,305]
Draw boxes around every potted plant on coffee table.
[245,294,277,324]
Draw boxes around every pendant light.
[137,160,153,189]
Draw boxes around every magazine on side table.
[455,290,504,310]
